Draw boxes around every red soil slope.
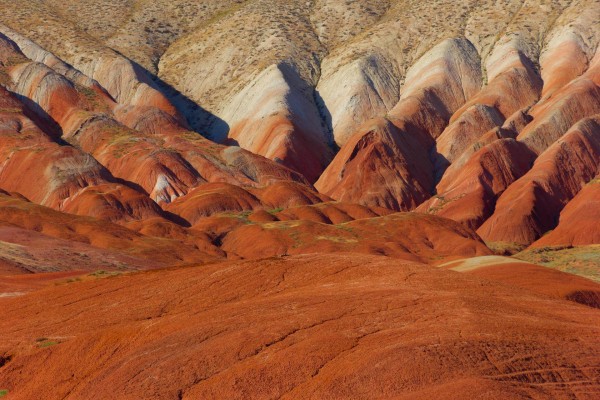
[532,177,600,247]
[221,212,491,263]
[1,254,599,399]
[316,117,433,210]
[0,191,222,269]
[478,117,600,246]
[442,256,600,309]
[417,139,536,230]
[0,189,490,269]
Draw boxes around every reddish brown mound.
[165,181,334,226]
[435,104,533,188]
[227,112,331,183]
[70,117,203,203]
[539,33,590,98]
[275,202,391,224]
[315,117,433,210]
[443,256,600,309]
[316,202,393,222]
[61,183,168,223]
[435,104,505,169]
[71,116,311,206]
[0,187,489,269]
[518,61,600,154]
[451,51,542,125]
[189,201,393,251]
[1,254,599,399]
[57,104,310,207]
[1,33,317,228]
[0,191,219,267]
[221,212,491,263]
[0,87,166,223]
[478,117,600,246]
[247,209,279,223]
[249,181,329,209]
[432,49,541,177]
[532,177,600,247]
[418,139,536,229]
[164,182,262,226]
[0,225,160,273]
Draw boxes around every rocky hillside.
[0,0,598,251]
[1,2,600,398]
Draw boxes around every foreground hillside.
[1,254,600,399]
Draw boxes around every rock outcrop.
[418,139,536,230]
[316,118,433,210]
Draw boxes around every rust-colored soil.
[1,254,600,399]
[0,4,599,398]
[442,256,600,309]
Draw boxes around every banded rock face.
[210,63,333,182]
[0,84,165,223]
[531,176,600,247]
[417,139,536,230]
[479,117,600,246]
[0,30,320,229]
[315,117,433,211]
[0,0,599,247]
[0,3,599,399]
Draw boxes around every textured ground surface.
[0,1,599,398]
[1,254,600,399]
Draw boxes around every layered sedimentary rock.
[0,190,222,269]
[417,139,536,230]
[315,117,433,210]
[221,212,491,263]
[518,50,600,155]
[0,29,323,230]
[0,4,599,239]
[210,63,333,182]
[532,177,600,247]
[0,0,598,247]
[478,117,600,246]
[0,0,598,246]
[317,53,400,147]
[0,3,599,399]
[0,84,165,223]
